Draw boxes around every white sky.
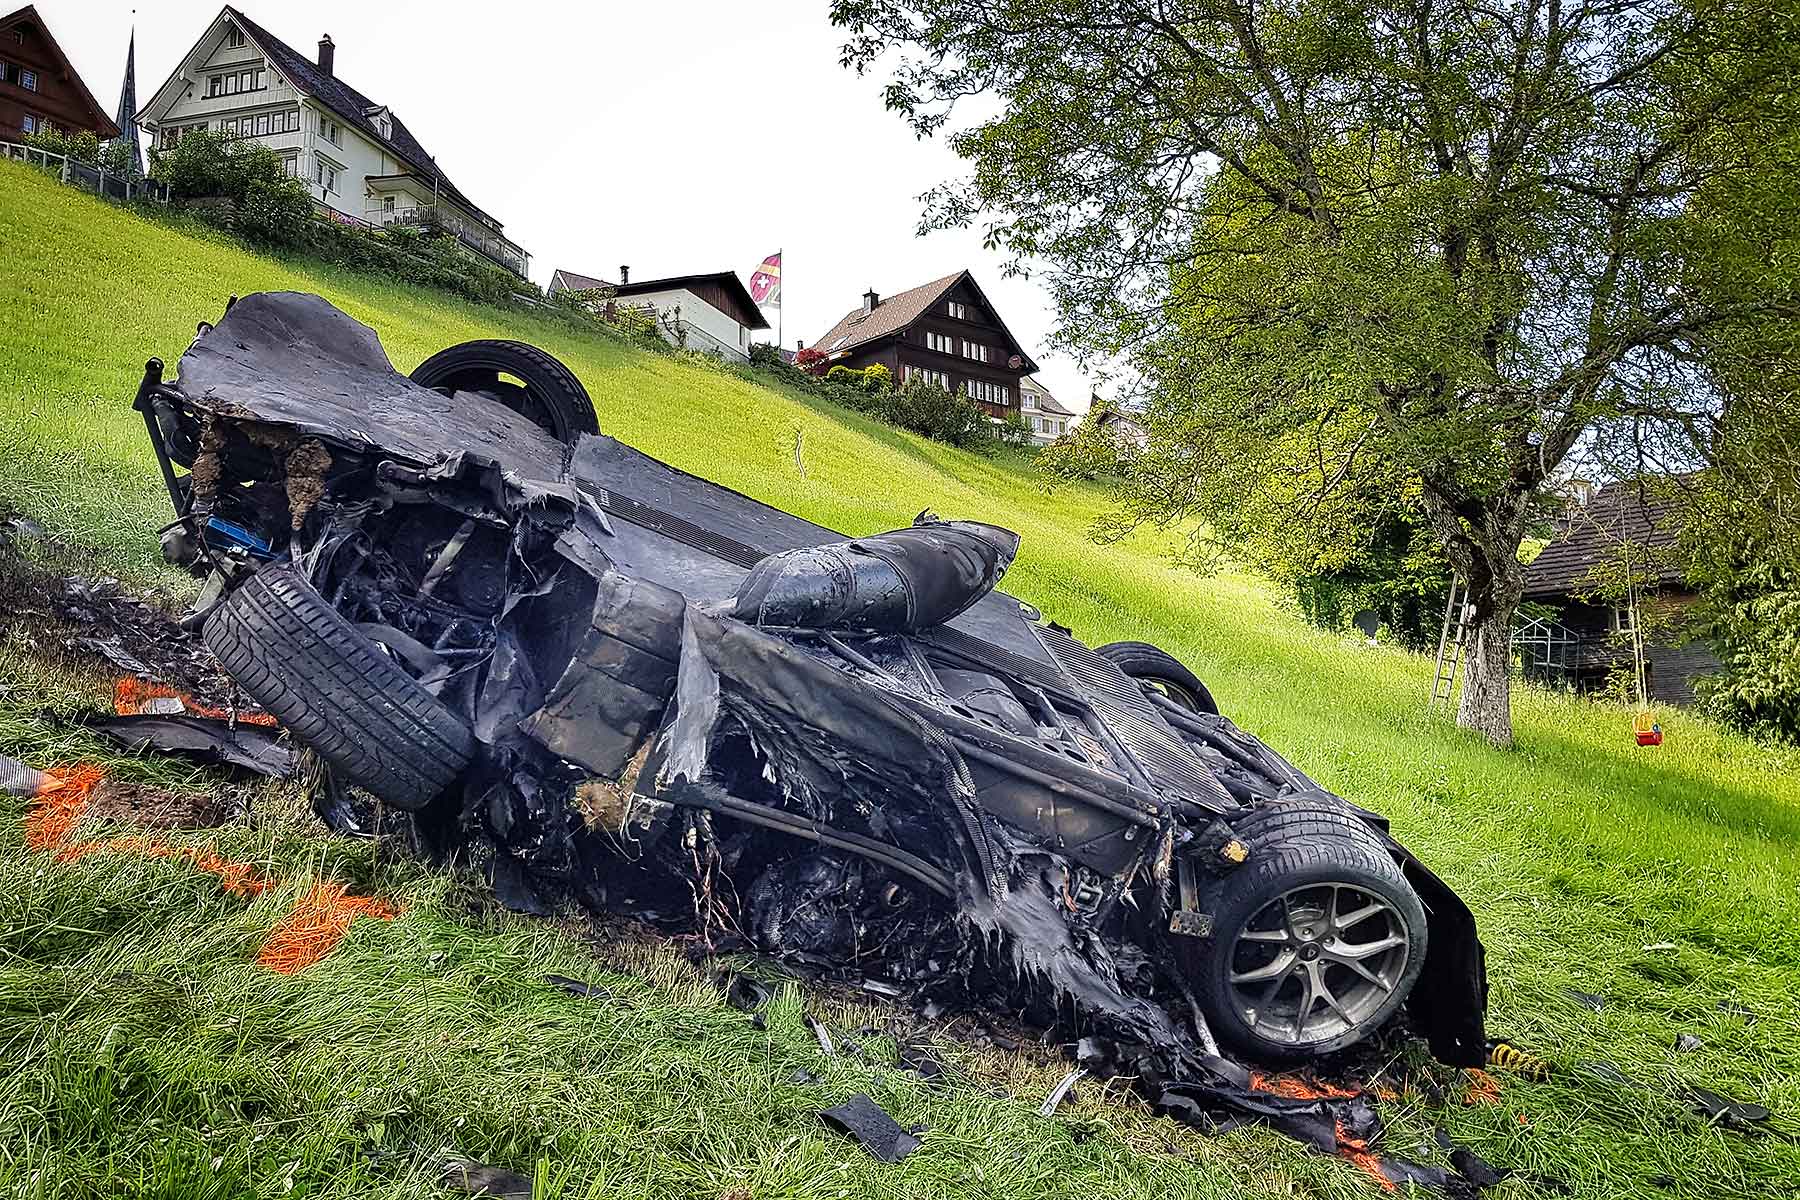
[45,1,1094,413]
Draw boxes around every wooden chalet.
[1,5,119,143]
[1519,481,1720,704]
[810,271,1038,419]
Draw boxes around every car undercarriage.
[133,291,1487,1073]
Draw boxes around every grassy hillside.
[3,159,1799,1199]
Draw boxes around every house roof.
[1022,376,1076,417]
[549,268,610,293]
[1524,481,1687,599]
[550,268,770,331]
[229,8,500,227]
[811,270,1039,372]
[1,5,120,137]
[615,272,769,330]
[140,7,500,230]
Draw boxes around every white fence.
[0,139,168,203]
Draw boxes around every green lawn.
[2,159,1798,1199]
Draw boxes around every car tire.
[409,339,599,444]
[1187,798,1427,1063]
[1096,640,1220,715]
[203,564,476,810]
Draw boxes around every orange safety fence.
[113,677,280,727]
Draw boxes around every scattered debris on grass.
[1563,988,1607,1012]
[1040,1067,1085,1117]
[818,1093,923,1161]
[439,1160,532,1199]
[87,712,292,777]
[1486,1039,1552,1079]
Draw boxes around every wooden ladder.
[1431,577,1472,706]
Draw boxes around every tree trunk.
[1422,485,1529,747]
[1457,597,1519,746]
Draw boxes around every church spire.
[111,27,142,178]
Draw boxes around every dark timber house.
[1519,481,1721,705]
[0,5,120,143]
[811,272,1038,420]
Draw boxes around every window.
[19,113,34,134]
[225,26,245,49]
[964,380,1012,407]
[925,331,953,354]
[281,156,298,177]
[321,118,340,146]
[19,68,35,91]
[960,339,990,363]
[381,195,395,212]
[905,365,951,390]
[316,159,338,193]
[209,74,221,97]
[946,301,967,320]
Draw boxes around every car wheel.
[1187,798,1427,1063]
[203,564,476,810]
[409,339,599,444]
[1096,640,1220,715]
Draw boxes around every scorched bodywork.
[132,292,1487,1070]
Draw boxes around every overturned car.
[134,292,1486,1068]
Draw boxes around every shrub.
[793,347,828,376]
[883,377,1002,454]
[861,362,893,393]
[825,364,860,388]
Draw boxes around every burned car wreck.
[134,292,1486,1071]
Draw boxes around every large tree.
[832,0,1800,744]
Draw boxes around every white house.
[1019,376,1078,445]
[137,6,529,277]
[550,266,770,363]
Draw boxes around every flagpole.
[778,246,784,351]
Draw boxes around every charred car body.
[134,293,1486,1067]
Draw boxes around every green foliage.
[1039,403,1129,481]
[824,363,859,387]
[834,0,1800,745]
[871,376,1002,453]
[144,130,527,307]
[21,128,135,176]
[861,361,893,393]
[1684,469,1800,743]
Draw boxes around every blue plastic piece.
[206,516,274,558]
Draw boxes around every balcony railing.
[364,203,528,277]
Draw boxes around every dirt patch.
[189,415,224,506]
[284,438,332,531]
[83,775,232,830]
[0,525,234,705]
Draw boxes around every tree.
[832,0,1800,744]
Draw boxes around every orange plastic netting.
[113,677,279,727]
[22,763,104,851]
[256,881,398,974]
[23,762,393,971]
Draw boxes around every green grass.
[2,159,1798,1199]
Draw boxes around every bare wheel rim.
[1227,882,1411,1046]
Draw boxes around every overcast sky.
[46,1,1094,412]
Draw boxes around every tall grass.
[2,159,1798,1198]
